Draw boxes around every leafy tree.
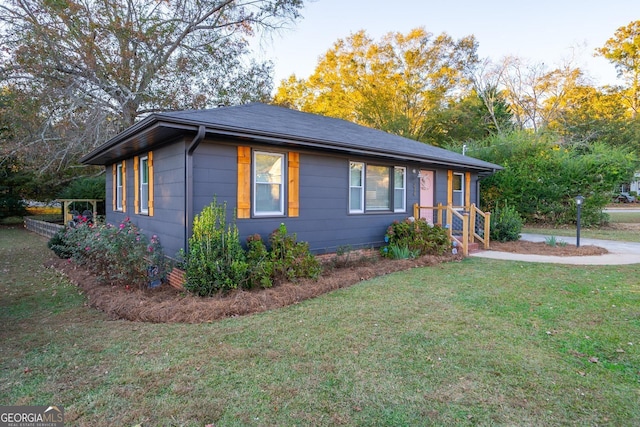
[437,88,513,145]
[596,20,640,117]
[546,85,640,150]
[471,59,515,135]
[498,56,587,132]
[0,156,30,218]
[274,27,479,145]
[0,0,303,195]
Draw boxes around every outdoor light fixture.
[575,195,584,247]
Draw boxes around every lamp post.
[575,195,584,248]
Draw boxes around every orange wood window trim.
[237,146,251,218]
[465,172,471,207]
[133,156,140,214]
[148,151,154,216]
[121,161,126,212]
[288,152,299,217]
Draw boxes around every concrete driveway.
[471,233,640,265]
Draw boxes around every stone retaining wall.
[24,217,64,239]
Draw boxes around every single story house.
[81,103,502,257]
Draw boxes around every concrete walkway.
[471,233,640,265]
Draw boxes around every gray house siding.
[103,139,485,257]
[105,140,187,258]
[185,141,482,254]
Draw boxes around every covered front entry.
[418,170,434,224]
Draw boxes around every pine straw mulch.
[45,251,462,324]
[488,240,608,256]
[45,240,609,324]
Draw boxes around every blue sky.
[254,0,639,87]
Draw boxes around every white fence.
[24,217,64,239]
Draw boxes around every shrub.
[381,217,451,258]
[48,228,73,258]
[490,204,523,242]
[47,217,168,288]
[469,133,636,226]
[267,223,322,283]
[0,195,26,219]
[245,234,274,289]
[183,199,249,296]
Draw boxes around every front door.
[419,170,434,224]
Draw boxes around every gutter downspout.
[185,125,206,252]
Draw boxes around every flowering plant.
[48,217,168,289]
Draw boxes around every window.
[140,155,149,214]
[116,163,124,211]
[134,152,153,216]
[366,165,391,211]
[394,167,406,212]
[452,172,464,207]
[112,161,126,212]
[254,151,284,216]
[349,162,364,213]
[349,161,406,213]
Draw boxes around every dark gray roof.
[81,103,502,172]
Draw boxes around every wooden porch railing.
[413,203,491,257]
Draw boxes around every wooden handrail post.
[414,203,419,219]
[446,204,452,231]
[484,212,491,249]
[462,211,469,256]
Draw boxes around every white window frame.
[349,161,406,214]
[253,151,285,216]
[116,163,123,211]
[394,167,406,212]
[140,155,149,214]
[452,172,464,208]
[349,162,365,213]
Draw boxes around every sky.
[253,0,640,88]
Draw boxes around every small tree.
[184,199,248,296]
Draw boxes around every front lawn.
[1,227,639,426]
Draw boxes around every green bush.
[184,199,248,296]
[267,223,322,283]
[468,132,636,226]
[490,204,523,242]
[58,176,105,199]
[245,234,274,288]
[47,228,73,258]
[182,201,321,295]
[381,217,451,258]
[47,217,168,288]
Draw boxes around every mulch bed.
[46,252,462,324]
[45,239,609,324]
[489,240,608,256]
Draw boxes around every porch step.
[467,242,481,254]
[452,236,481,254]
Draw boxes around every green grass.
[608,211,640,224]
[524,211,640,242]
[1,226,639,426]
